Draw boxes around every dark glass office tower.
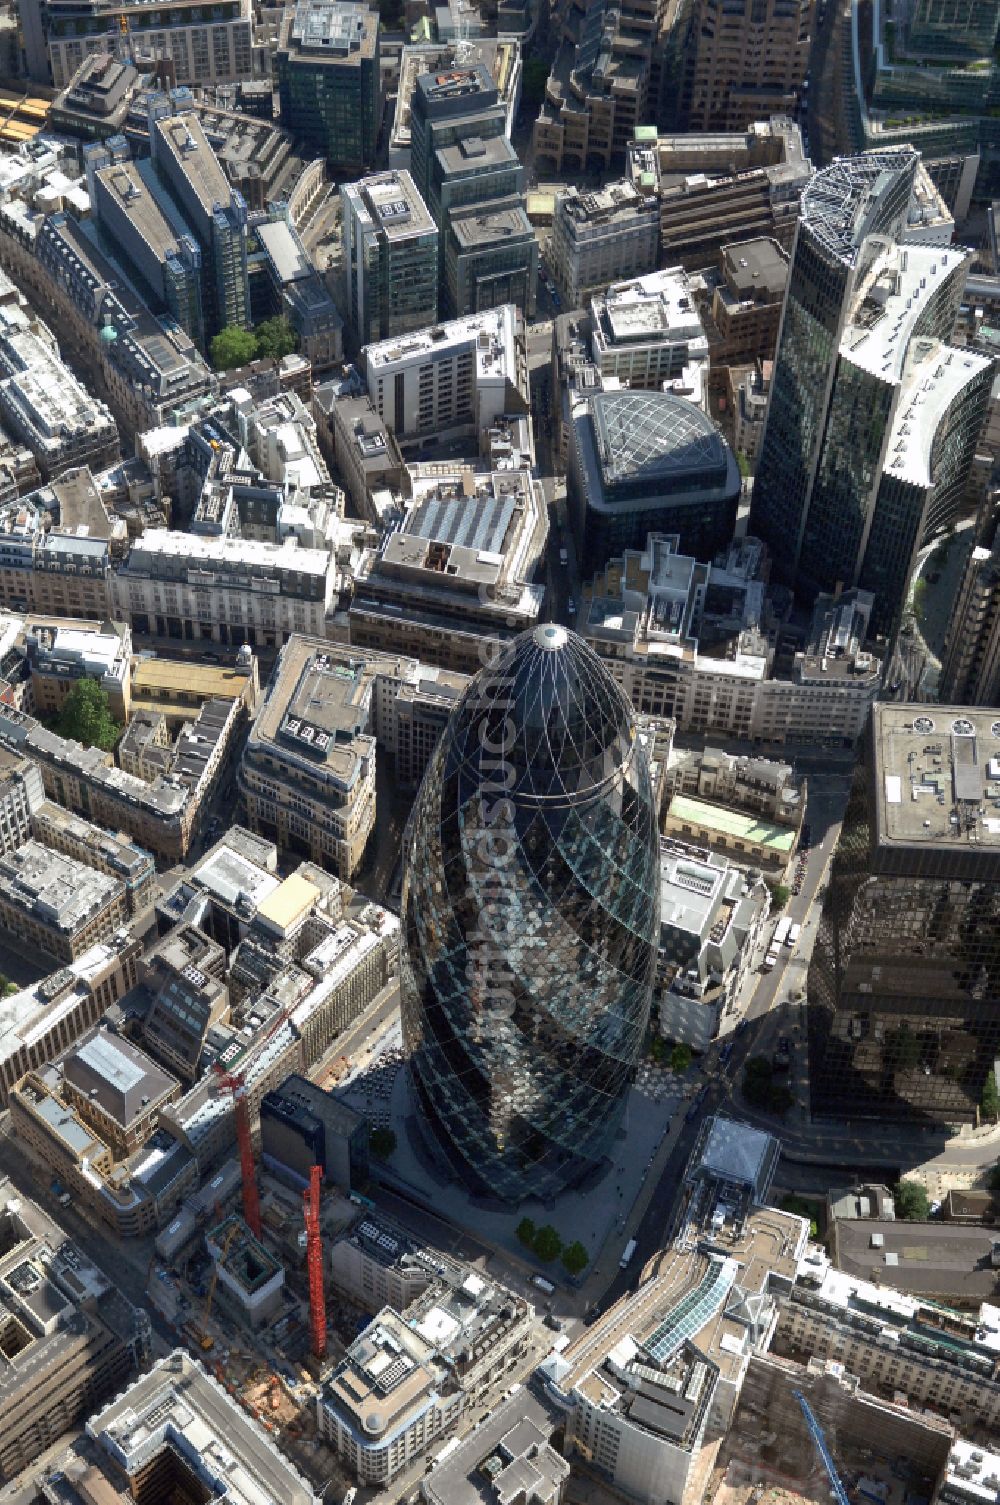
[807,702,1000,1125]
[401,623,660,1204]
[750,150,991,640]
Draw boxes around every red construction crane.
[213,1069,261,1239]
[304,1163,326,1360]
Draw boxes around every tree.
[210,325,257,371]
[780,1194,820,1239]
[987,1162,1000,1191]
[254,315,298,362]
[670,1043,693,1073]
[522,55,550,108]
[56,679,119,751]
[649,1035,666,1063]
[982,1069,1000,1123]
[533,1224,563,1262]
[561,1240,588,1276]
[369,1126,396,1159]
[766,881,790,913]
[516,1217,536,1248]
[895,1179,930,1221]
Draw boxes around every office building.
[141,925,230,1081]
[683,0,814,132]
[0,932,141,1106]
[255,217,344,371]
[627,120,811,271]
[25,0,252,90]
[46,1025,179,1158]
[421,1394,569,1505]
[329,1213,437,1313]
[363,304,527,444]
[148,102,250,340]
[206,1214,284,1327]
[0,839,128,964]
[699,238,789,368]
[776,1242,1000,1434]
[85,140,206,349]
[656,838,769,1049]
[402,624,660,1204]
[50,51,141,141]
[50,1350,319,1505]
[130,653,260,729]
[532,0,665,173]
[409,63,507,217]
[443,198,537,320]
[569,389,740,572]
[239,635,377,880]
[277,0,381,175]
[110,530,338,647]
[549,181,660,311]
[939,511,1000,705]
[0,1178,150,1484]
[390,39,522,169]
[588,267,710,391]
[25,620,132,722]
[348,463,547,672]
[0,303,118,480]
[584,533,882,745]
[549,1154,803,1505]
[0,746,43,857]
[750,150,993,639]
[319,388,404,522]
[807,702,1000,1125]
[342,170,439,346]
[261,1074,368,1188]
[29,801,156,916]
[319,1266,531,1482]
[909,0,1000,59]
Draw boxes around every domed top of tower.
[448,624,639,805]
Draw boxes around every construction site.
[707,1354,950,1505]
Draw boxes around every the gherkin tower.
[401,623,660,1205]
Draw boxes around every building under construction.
[206,1214,285,1329]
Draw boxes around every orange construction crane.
[213,1070,261,1238]
[304,1163,326,1360]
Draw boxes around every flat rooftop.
[153,112,232,220]
[63,1026,176,1128]
[0,839,122,936]
[286,0,378,60]
[85,1350,318,1505]
[721,237,788,298]
[833,1217,1000,1302]
[669,794,796,853]
[251,635,375,790]
[349,169,435,240]
[873,702,1000,853]
[94,158,185,272]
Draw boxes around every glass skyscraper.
[750,150,992,641]
[401,623,660,1205]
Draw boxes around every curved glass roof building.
[401,623,660,1205]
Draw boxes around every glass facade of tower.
[807,706,1000,1125]
[401,624,660,1205]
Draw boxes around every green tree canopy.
[533,1224,562,1262]
[766,881,790,912]
[982,1069,999,1123]
[561,1240,588,1275]
[895,1179,930,1221]
[987,1162,1000,1191]
[516,1217,536,1248]
[210,325,257,371]
[56,679,119,751]
[369,1126,396,1159]
[522,55,549,108]
[670,1043,693,1073]
[254,315,299,362]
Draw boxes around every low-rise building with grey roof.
[29,799,156,916]
[61,1025,179,1157]
[317,386,404,524]
[0,1174,150,1485]
[421,1392,568,1505]
[0,838,128,964]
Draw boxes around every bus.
[786,922,801,947]
[773,916,792,947]
[620,1239,637,1269]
